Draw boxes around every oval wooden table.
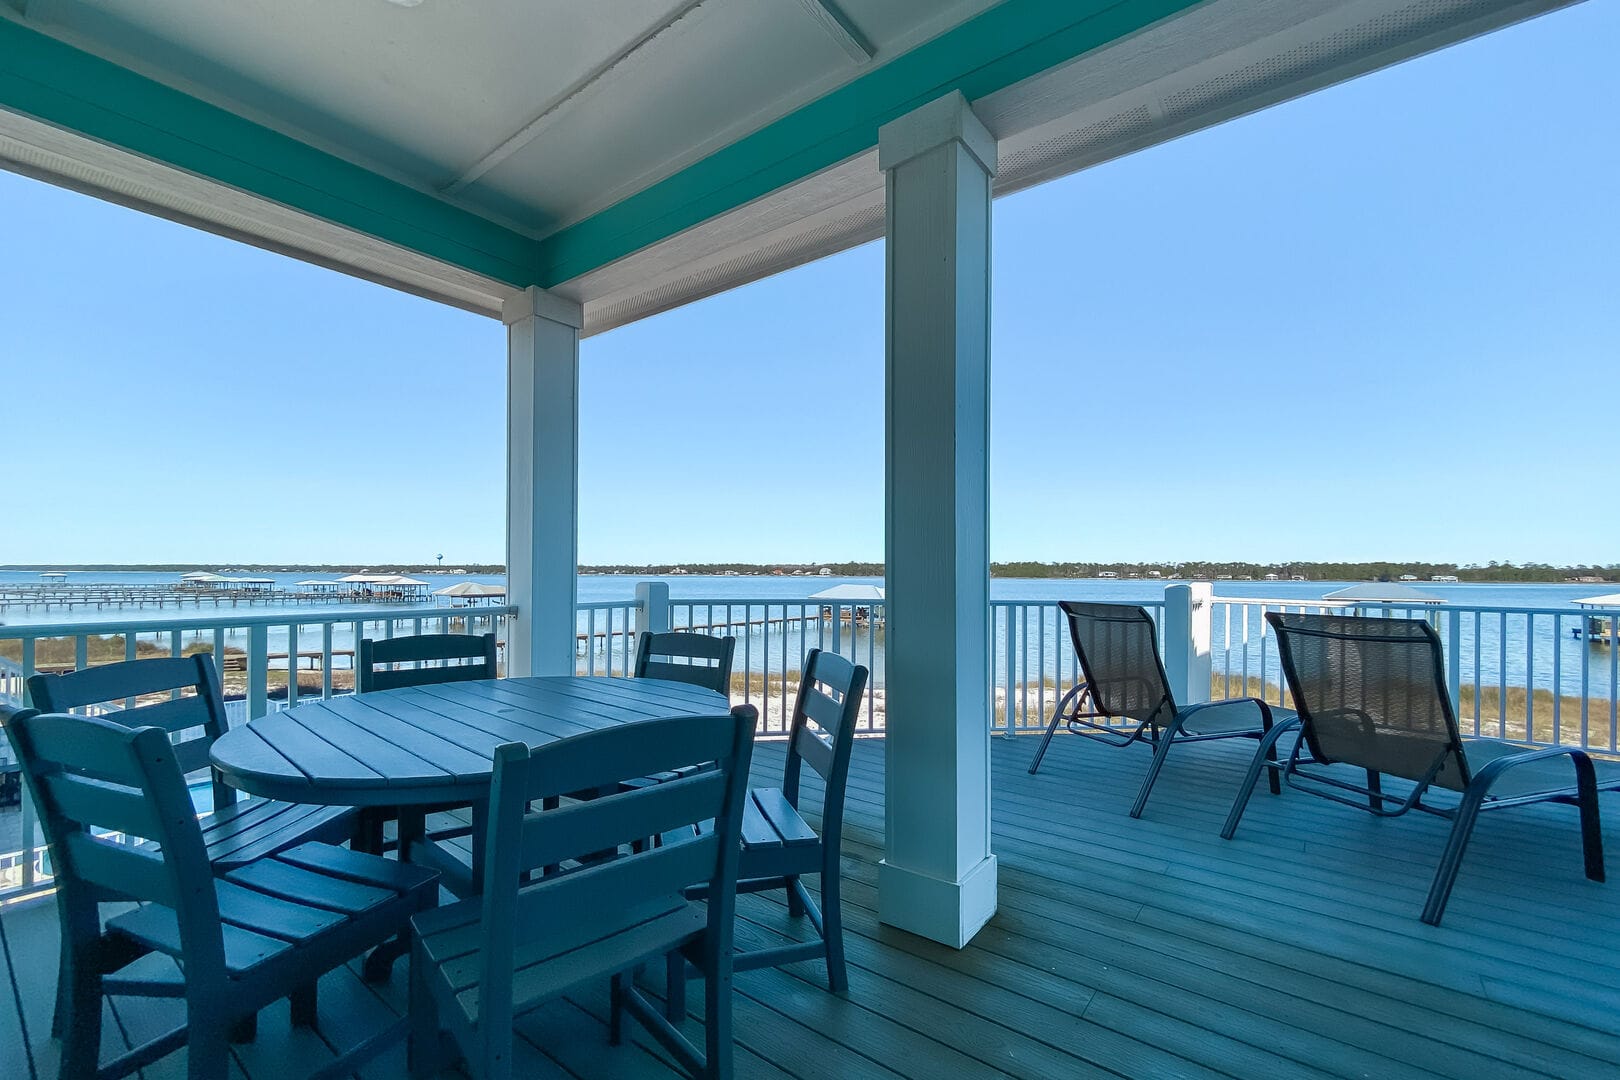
[211,674,731,807]
[211,675,731,982]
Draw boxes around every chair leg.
[230,1013,258,1043]
[785,874,805,918]
[187,1023,231,1080]
[1027,709,1065,775]
[705,960,733,1080]
[1221,721,1296,840]
[609,973,625,1046]
[290,982,318,1028]
[665,951,687,1021]
[52,929,70,1037]
[58,941,103,1080]
[407,944,439,1080]
[1028,685,1086,775]
[1129,721,1183,819]
[1423,787,1491,926]
[1573,752,1605,883]
[819,874,848,994]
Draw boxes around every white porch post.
[877,91,998,949]
[1163,582,1214,705]
[503,286,583,677]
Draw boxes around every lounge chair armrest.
[1467,744,1593,793]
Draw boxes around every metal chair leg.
[1028,684,1087,775]
[1573,752,1605,883]
[1423,787,1490,925]
[1220,719,1297,840]
[1129,718,1184,819]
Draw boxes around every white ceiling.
[7,0,995,235]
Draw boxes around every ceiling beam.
[795,0,875,64]
[442,0,706,196]
[533,0,1202,286]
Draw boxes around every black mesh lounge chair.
[1222,612,1614,925]
[1028,601,1281,818]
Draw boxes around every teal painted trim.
[534,0,1203,285]
[0,18,534,286]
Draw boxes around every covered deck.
[5,734,1615,1080]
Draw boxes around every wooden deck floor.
[5,733,1620,1079]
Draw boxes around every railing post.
[1163,583,1213,705]
[1446,608,1463,707]
[634,581,670,640]
[247,623,269,721]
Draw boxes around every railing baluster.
[322,622,334,699]
[1525,613,1535,742]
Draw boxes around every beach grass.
[0,634,235,668]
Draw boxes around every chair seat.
[170,796,356,871]
[1175,700,1289,737]
[414,892,706,1028]
[107,842,438,978]
[736,786,822,880]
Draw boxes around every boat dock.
[0,583,433,613]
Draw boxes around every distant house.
[1097,571,1118,579]
[1399,574,1419,582]
[1431,574,1460,583]
[1264,573,1281,581]
[818,567,832,576]
[1147,570,1162,578]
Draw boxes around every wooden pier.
[0,584,432,613]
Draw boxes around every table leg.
[362,806,427,984]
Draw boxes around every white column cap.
[501,285,584,329]
[877,90,997,176]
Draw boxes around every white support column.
[504,286,583,677]
[877,91,998,949]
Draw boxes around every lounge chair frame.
[1222,611,1608,925]
[1028,601,1281,818]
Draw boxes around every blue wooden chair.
[355,632,498,872]
[671,648,867,1009]
[623,631,736,793]
[409,705,758,1080]
[27,655,356,1035]
[357,631,498,693]
[634,631,736,693]
[4,709,439,1080]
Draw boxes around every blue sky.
[5,3,1616,568]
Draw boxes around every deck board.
[5,733,1620,1079]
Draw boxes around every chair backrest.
[474,706,758,1040]
[782,650,868,834]
[5,710,227,976]
[1266,612,1469,790]
[27,654,236,810]
[357,632,497,693]
[633,631,736,695]
[1059,602,1175,724]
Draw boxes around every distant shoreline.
[3,561,1614,585]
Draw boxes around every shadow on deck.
[4,733,1619,1079]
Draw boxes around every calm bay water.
[2,571,1614,700]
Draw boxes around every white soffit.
[0,108,513,316]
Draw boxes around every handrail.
[1,603,517,639]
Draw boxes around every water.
[2,571,1614,700]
